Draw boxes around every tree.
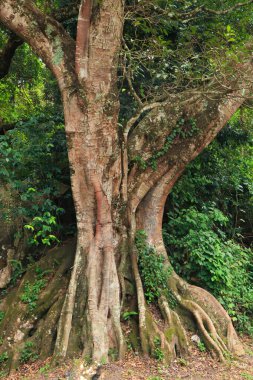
[0,0,253,372]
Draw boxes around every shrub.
[163,206,253,334]
[136,230,172,303]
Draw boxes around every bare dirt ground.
[5,336,253,380]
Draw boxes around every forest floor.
[5,336,253,380]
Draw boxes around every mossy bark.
[0,228,244,376]
[0,240,75,374]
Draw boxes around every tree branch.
[75,0,92,80]
[0,0,77,91]
[126,0,253,24]
[192,0,253,17]
[0,3,80,80]
[127,60,253,211]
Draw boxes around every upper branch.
[75,0,92,81]
[188,0,253,17]
[126,0,253,24]
[0,0,77,91]
[127,59,253,210]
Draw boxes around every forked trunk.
[0,94,246,374]
[0,0,249,375]
[53,89,245,365]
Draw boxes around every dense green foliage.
[136,230,172,303]
[164,112,253,334]
[121,0,253,122]
[0,116,71,246]
[0,34,72,247]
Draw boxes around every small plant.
[147,377,164,380]
[0,313,4,324]
[136,230,172,303]
[20,278,46,311]
[153,337,164,362]
[108,348,118,361]
[122,311,138,321]
[154,348,164,361]
[20,266,50,311]
[241,374,253,380]
[24,211,61,246]
[35,266,52,280]
[197,341,206,352]
[39,363,50,374]
[167,289,178,310]
[10,260,25,285]
[84,354,92,365]
[100,356,107,365]
[20,342,38,364]
[0,352,8,366]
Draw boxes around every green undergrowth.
[163,116,253,336]
[0,115,72,249]
[20,266,52,311]
[20,342,38,364]
[135,230,173,304]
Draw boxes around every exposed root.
[158,296,188,357]
[54,238,82,360]
[167,275,244,361]
[0,240,75,374]
[181,298,228,361]
[130,238,188,361]
[130,242,149,354]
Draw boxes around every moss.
[165,327,175,343]
[145,311,154,337]
[128,322,140,351]
[0,240,75,373]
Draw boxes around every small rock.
[191,334,200,344]
[14,329,25,342]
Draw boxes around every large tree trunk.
[54,0,126,363]
[0,0,252,376]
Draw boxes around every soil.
[4,336,253,380]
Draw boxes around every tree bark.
[0,0,252,374]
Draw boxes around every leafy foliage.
[122,0,253,115]
[153,336,164,361]
[0,352,8,365]
[0,115,71,246]
[20,342,38,364]
[136,230,172,303]
[164,113,253,334]
[20,267,50,311]
[122,311,138,321]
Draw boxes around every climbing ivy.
[135,230,172,303]
[133,117,199,171]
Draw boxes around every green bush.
[163,206,253,335]
[136,230,172,303]
[20,342,38,364]
[163,116,253,335]
[0,115,70,246]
